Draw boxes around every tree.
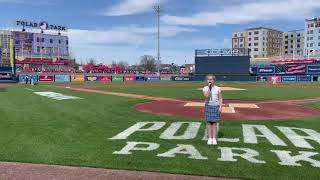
[169,63,178,72]
[140,55,156,72]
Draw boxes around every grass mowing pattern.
[0,84,319,180]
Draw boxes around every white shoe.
[211,138,217,145]
[207,139,213,145]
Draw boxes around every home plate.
[197,87,246,91]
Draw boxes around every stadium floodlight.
[153,4,160,75]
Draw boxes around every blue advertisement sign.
[135,76,145,81]
[282,76,297,82]
[19,74,38,82]
[55,75,70,82]
[257,67,275,74]
[171,76,192,81]
[297,75,313,82]
[146,76,161,81]
[307,65,320,74]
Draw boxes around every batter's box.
[184,102,259,114]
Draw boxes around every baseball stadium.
[1,4,320,180]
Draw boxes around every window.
[254,48,259,51]
[297,44,300,48]
[254,31,259,35]
[291,40,293,43]
[310,43,313,47]
[15,40,20,44]
[319,29,320,33]
[248,43,251,46]
[37,46,40,53]
[297,34,300,37]
[50,39,53,43]
[285,51,288,54]
[291,34,294,38]
[234,45,238,48]
[297,50,301,54]
[254,37,259,40]
[263,37,265,40]
[307,43,309,47]
[240,39,243,42]
[307,37,309,41]
[310,30,314,34]
[263,42,265,46]
[249,32,252,35]
[41,38,44,42]
[311,23,314,27]
[263,48,265,51]
[290,50,293,53]
[285,35,288,39]
[59,40,61,44]
[297,39,301,43]
[285,46,288,49]
[241,33,243,37]
[319,36,320,40]
[240,44,243,48]
[291,45,293,48]
[234,39,238,43]
[254,55,258,58]
[318,42,320,47]
[249,38,252,41]
[234,34,237,38]
[285,41,288,44]
[254,43,259,46]
[310,37,314,40]
[37,37,40,42]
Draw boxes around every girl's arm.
[219,90,223,112]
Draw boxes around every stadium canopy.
[83,65,95,70]
[97,65,109,70]
[110,66,125,71]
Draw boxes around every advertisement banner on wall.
[257,67,275,74]
[256,76,268,82]
[19,74,38,82]
[160,75,171,81]
[297,75,312,82]
[55,75,70,82]
[146,76,161,81]
[39,75,54,82]
[135,76,145,81]
[282,76,297,82]
[267,76,281,82]
[112,75,124,82]
[71,75,85,82]
[100,76,112,82]
[171,76,192,81]
[85,76,99,81]
[307,65,320,74]
[124,76,135,81]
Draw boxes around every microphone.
[209,82,212,91]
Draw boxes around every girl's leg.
[211,123,217,139]
[207,123,213,139]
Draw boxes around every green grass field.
[0,82,320,180]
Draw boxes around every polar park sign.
[110,122,320,168]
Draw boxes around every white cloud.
[101,0,165,16]
[161,0,320,26]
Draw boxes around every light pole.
[153,4,160,75]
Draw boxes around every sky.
[0,0,320,65]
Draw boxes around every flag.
[286,65,305,74]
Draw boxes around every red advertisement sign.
[38,75,54,82]
[124,76,135,81]
[100,76,112,82]
[267,76,281,82]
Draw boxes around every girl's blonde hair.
[205,74,216,81]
